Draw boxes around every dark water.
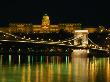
[0,50,110,82]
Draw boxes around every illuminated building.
[0,14,105,33]
[59,23,81,33]
[9,23,32,33]
[9,14,81,33]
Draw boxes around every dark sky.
[0,0,110,27]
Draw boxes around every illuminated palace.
[9,14,82,33]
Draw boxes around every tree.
[97,26,105,33]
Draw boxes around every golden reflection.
[1,55,110,82]
[89,58,97,82]
[40,64,43,82]
[2,65,6,82]
[57,63,61,81]
[106,58,110,82]
[72,57,89,82]
[72,58,82,81]
[68,63,72,82]
[48,64,50,82]
[36,64,39,82]
[27,64,31,82]
[2,78,6,82]
[48,63,53,82]
[13,64,17,73]
[21,65,25,82]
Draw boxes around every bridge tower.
[74,30,88,47]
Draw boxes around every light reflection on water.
[0,50,110,82]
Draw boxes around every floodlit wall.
[74,30,88,47]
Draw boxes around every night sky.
[0,0,110,27]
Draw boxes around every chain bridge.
[0,30,109,55]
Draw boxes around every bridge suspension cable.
[88,38,99,47]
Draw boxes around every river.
[0,49,109,82]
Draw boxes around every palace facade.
[9,14,82,33]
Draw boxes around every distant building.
[9,14,81,33]
[59,23,81,33]
[9,23,32,33]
